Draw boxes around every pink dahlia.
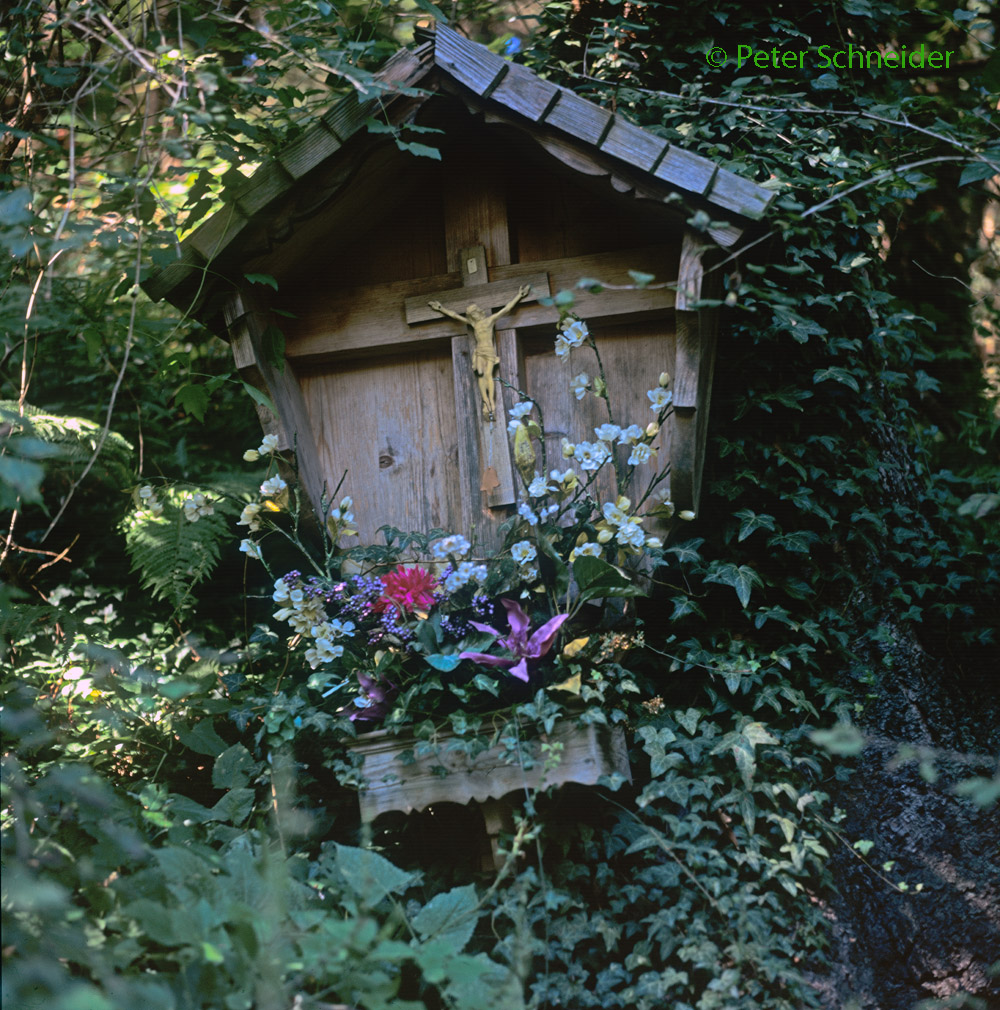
[373,565,438,616]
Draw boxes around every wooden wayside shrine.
[144,23,773,552]
[143,24,773,856]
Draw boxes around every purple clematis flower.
[459,598,568,682]
[349,672,397,722]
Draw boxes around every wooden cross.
[269,151,692,552]
[406,245,549,512]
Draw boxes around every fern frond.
[0,401,134,492]
[122,487,232,612]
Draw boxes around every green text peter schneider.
[706,43,957,72]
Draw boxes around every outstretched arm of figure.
[486,284,532,326]
[427,300,468,324]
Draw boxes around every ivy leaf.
[675,708,701,735]
[704,562,763,608]
[734,509,776,542]
[638,725,678,776]
[813,366,860,392]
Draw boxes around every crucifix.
[405,243,549,528]
[427,282,532,422]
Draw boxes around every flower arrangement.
[132,315,694,731]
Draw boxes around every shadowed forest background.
[2,2,998,1009]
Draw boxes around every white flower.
[273,578,291,603]
[569,545,602,561]
[183,492,214,522]
[618,424,644,445]
[306,640,344,669]
[628,443,655,466]
[645,536,663,549]
[138,484,155,501]
[517,501,539,526]
[561,438,576,459]
[520,565,540,582]
[527,472,552,498]
[562,319,589,346]
[602,501,628,527]
[616,518,646,549]
[510,401,533,420]
[243,449,260,462]
[679,509,696,521]
[540,503,560,519]
[471,565,488,582]
[569,373,590,401]
[432,534,471,559]
[647,387,673,411]
[444,561,476,592]
[147,499,163,517]
[238,502,263,531]
[554,335,572,359]
[511,540,537,566]
[258,433,279,455]
[260,476,287,497]
[239,538,262,560]
[574,441,610,472]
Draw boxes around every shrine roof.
[143,23,775,313]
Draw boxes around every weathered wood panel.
[225,287,325,513]
[521,320,676,513]
[282,247,678,366]
[487,61,559,121]
[542,89,613,147]
[433,24,508,95]
[600,116,669,173]
[298,348,465,545]
[355,719,631,820]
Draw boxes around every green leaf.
[201,941,225,964]
[811,723,865,756]
[627,269,655,287]
[638,725,679,776]
[176,720,229,757]
[573,555,641,604]
[739,792,756,835]
[0,455,45,507]
[958,159,998,187]
[412,884,478,951]
[213,744,258,789]
[704,562,763,608]
[675,708,701,735]
[812,366,860,392]
[424,653,462,672]
[333,843,415,905]
[241,381,277,415]
[209,788,256,825]
[174,383,209,422]
[397,140,442,160]
[244,272,278,290]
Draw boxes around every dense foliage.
[3,2,998,1009]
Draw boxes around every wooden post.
[224,286,326,517]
